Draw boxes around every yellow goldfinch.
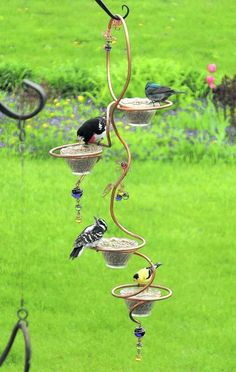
[133,263,162,285]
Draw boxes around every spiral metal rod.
[102,15,164,325]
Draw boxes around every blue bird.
[145,82,185,104]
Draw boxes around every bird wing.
[76,225,103,247]
[94,117,105,134]
[77,118,99,142]
[148,85,172,94]
[146,268,152,279]
[90,225,105,239]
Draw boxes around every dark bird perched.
[70,217,108,259]
[133,262,162,285]
[77,116,106,144]
[145,82,185,103]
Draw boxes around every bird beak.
[156,263,162,268]
[94,216,98,223]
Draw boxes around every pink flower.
[209,83,216,90]
[206,76,215,85]
[207,64,217,73]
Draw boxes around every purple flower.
[50,118,61,127]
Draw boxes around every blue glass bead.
[72,188,83,199]
[134,327,145,338]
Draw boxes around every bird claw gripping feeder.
[50,0,173,361]
[0,79,47,371]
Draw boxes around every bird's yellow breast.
[135,268,151,284]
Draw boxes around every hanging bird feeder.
[50,0,175,362]
[118,98,173,126]
[117,284,172,317]
[96,237,139,268]
[49,143,102,175]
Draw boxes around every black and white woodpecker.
[69,217,108,259]
[77,116,106,144]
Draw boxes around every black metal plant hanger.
[0,79,47,120]
[95,0,129,19]
[0,79,46,372]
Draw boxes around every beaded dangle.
[112,19,122,30]
[72,176,85,223]
[115,183,129,201]
[134,326,145,361]
[104,27,117,51]
[116,161,129,201]
[102,161,129,200]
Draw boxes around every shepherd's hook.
[0,79,47,120]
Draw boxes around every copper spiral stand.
[95,14,173,361]
[49,2,173,362]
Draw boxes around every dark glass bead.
[116,194,122,201]
[72,188,83,199]
[121,161,128,169]
[105,44,112,51]
[134,327,145,338]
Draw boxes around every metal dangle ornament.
[134,326,145,361]
[72,177,84,223]
[115,183,129,201]
[103,28,116,52]
[102,161,129,200]
[115,161,129,201]
[112,19,122,30]
[102,183,113,197]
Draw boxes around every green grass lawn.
[0,0,235,76]
[0,156,235,371]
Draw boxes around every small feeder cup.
[120,287,161,317]
[97,237,138,269]
[49,143,102,176]
[118,98,173,127]
[64,156,99,175]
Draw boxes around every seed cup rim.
[117,98,173,112]
[95,237,145,253]
[49,142,103,159]
[112,283,173,301]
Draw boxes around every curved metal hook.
[0,79,47,120]
[95,0,129,19]
[0,321,31,372]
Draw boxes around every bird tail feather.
[69,246,84,260]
